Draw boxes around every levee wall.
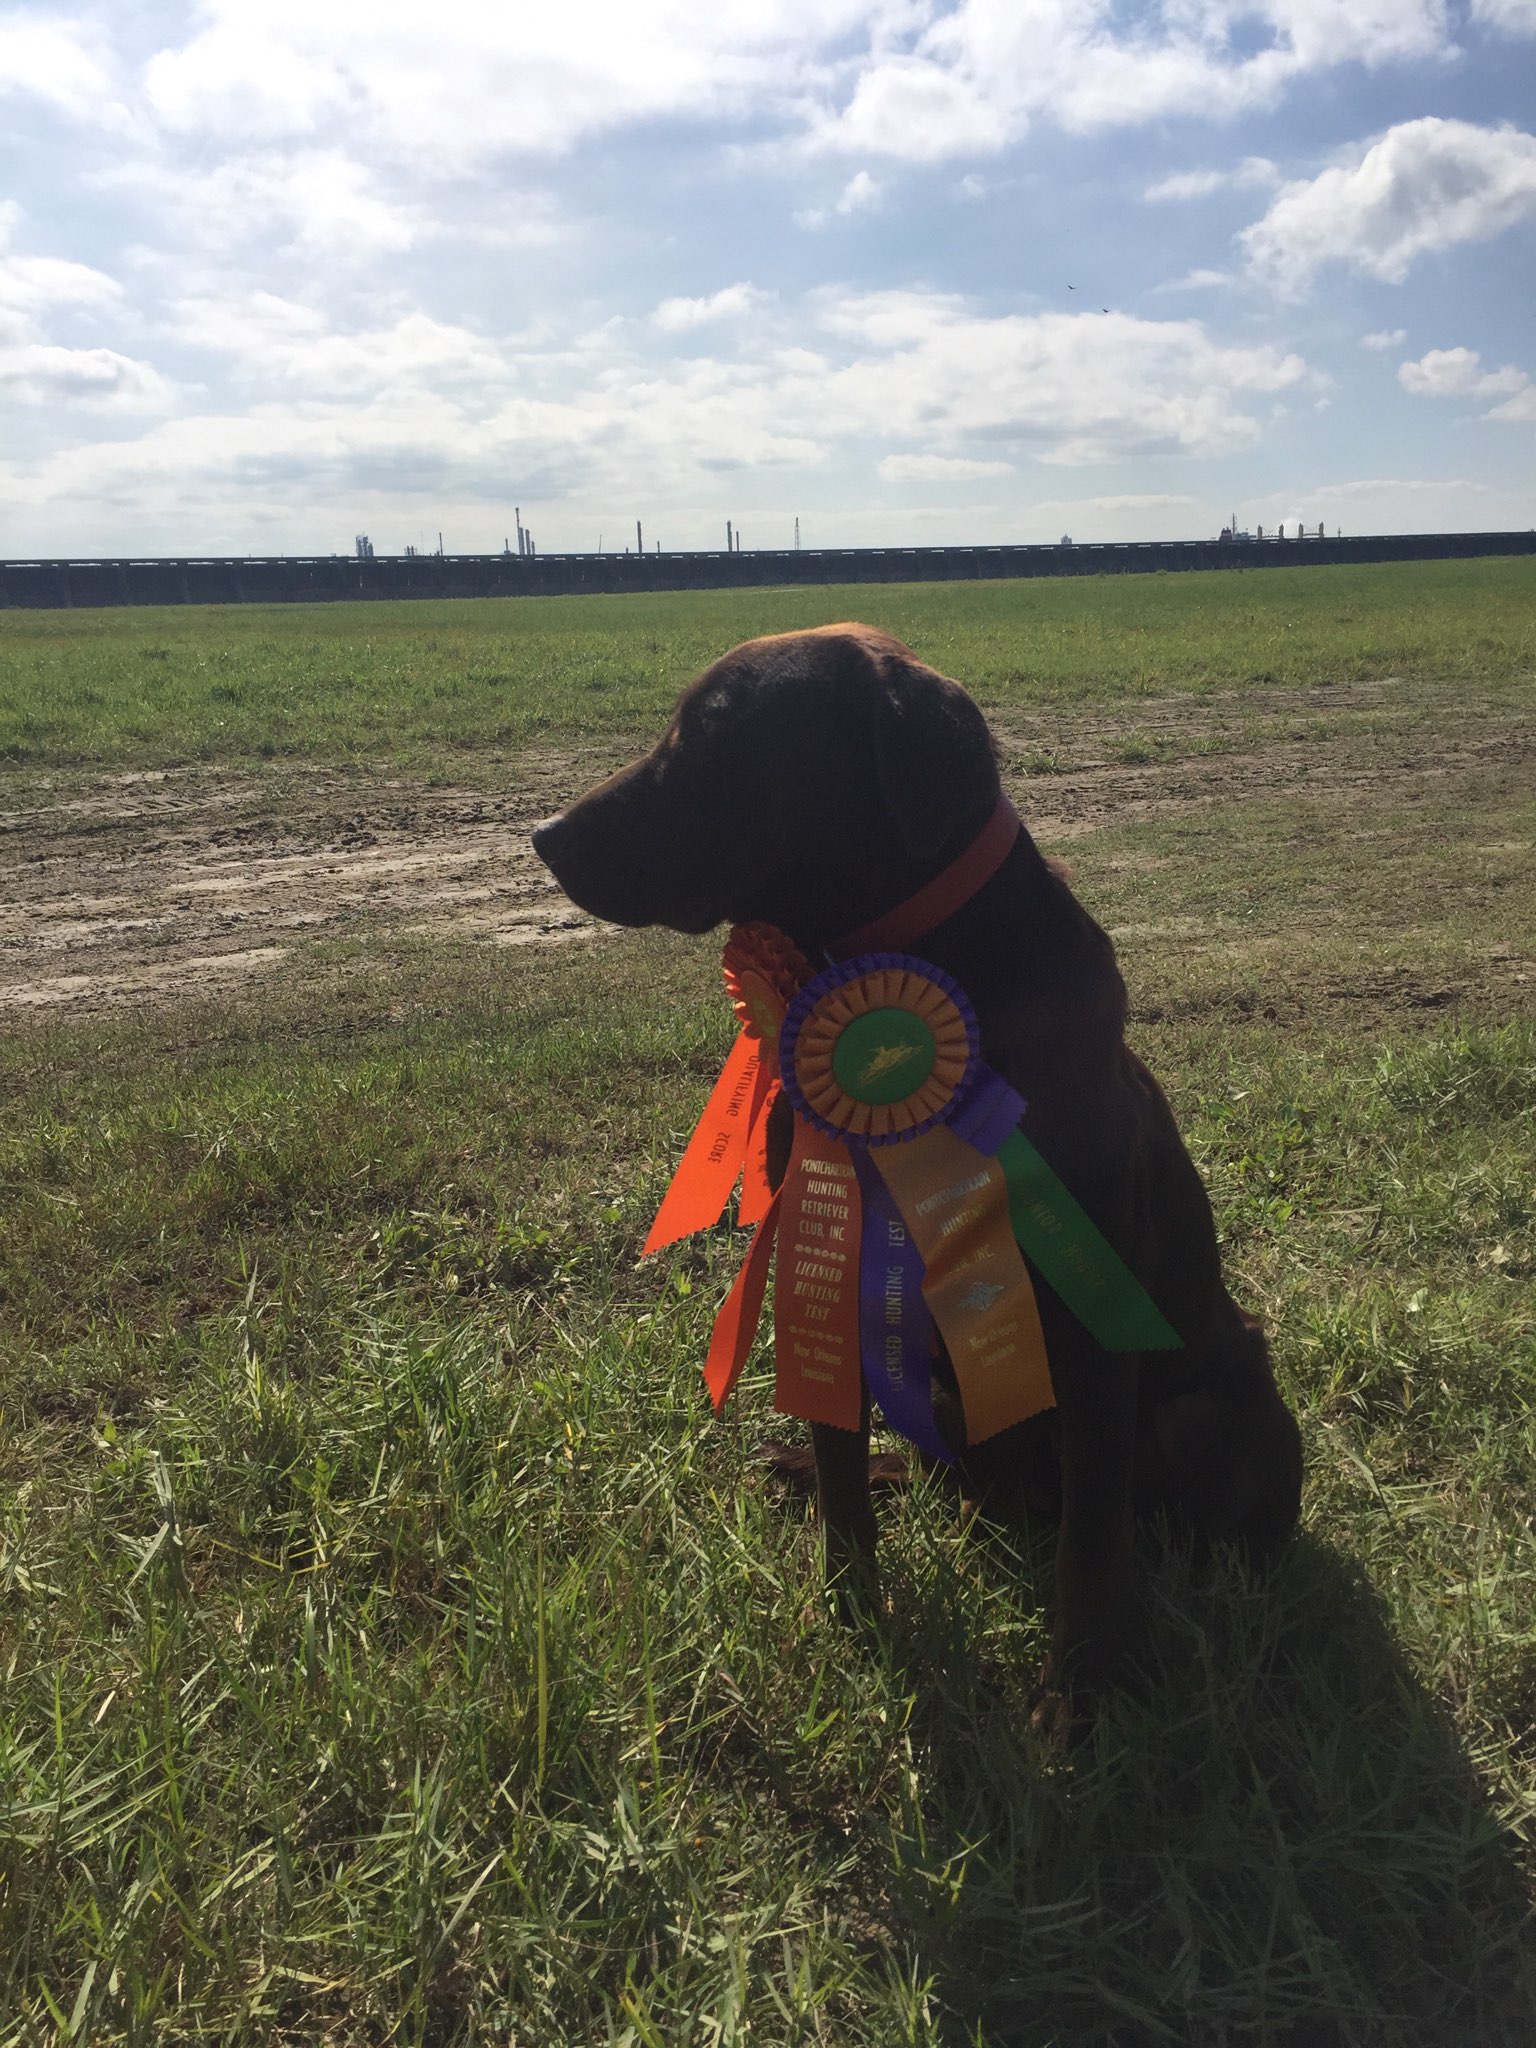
[2,531,1532,610]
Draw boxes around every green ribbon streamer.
[998,1130,1183,1353]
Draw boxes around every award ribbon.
[851,1153,950,1461]
[998,1132,1182,1353]
[641,1030,763,1255]
[645,926,1183,1455]
[772,1123,864,1429]
[642,924,813,1257]
[778,953,1051,1449]
[871,1122,1053,1444]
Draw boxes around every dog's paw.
[1028,1683,1080,1748]
[816,1534,885,1632]
[757,1438,819,1491]
[835,1585,890,1636]
[800,1568,886,1638]
[757,1439,912,1493]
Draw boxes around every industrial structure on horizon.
[349,509,1351,560]
[3,526,1530,611]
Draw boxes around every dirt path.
[1,680,1528,1014]
[0,747,623,1013]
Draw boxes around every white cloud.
[794,294,1314,464]
[810,0,1454,160]
[1154,268,1236,293]
[172,294,514,391]
[0,243,121,342]
[1145,157,1278,203]
[835,169,882,214]
[1268,475,1523,536]
[171,290,327,356]
[0,341,172,411]
[1242,118,1536,293]
[1030,491,1199,515]
[139,0,878,168]
[94,0,1467,184]
[1362,328,1408,349]
[820,52,1019,161]
[0,12,118,122]
[1397,346,1527,398]
[879,454,1014,481]
[3,291,1320,548]
[653,283,771,331]
[796,169,885,228]
[1304,476,1497,503]
[1397,345,1533,426]
[1470,0,1536,33]
[0,221,167,408]
[1080,493,1197,511]
[99,147,430,261]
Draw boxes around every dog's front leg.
[1044,1350,1143,1708]
[811,1391,878,1619]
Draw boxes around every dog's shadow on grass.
[821,1495,1536,2046]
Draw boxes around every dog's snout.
[530,813,567,867]
[532,811,590,901]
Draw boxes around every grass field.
[3,557,1535,771]
[2,564,1534,2044]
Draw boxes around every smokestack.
[726,520,733,552]
[636,519,643,555]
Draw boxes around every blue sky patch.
[1,1,1533,555]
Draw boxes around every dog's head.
[532,624,999,951]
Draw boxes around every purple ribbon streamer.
[948,1067,1026,1158]
[853,1150,953,1463]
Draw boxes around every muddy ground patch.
[2,677,1531,1014]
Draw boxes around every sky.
[1,1,1534,557]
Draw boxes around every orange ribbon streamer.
[703,1189,782,1412]
[642,1030,764,1255]
[772,1120,864,1430]
[736,1078,779,1227]
[873,1124,1054,1441]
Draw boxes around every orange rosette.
[721,922,813,1230]
[781,955,976,1144]
[722,922,814,1053]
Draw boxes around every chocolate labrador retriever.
[533,624,1302,1700]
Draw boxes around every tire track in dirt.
[1,681,1529,1014]
[0,749,622,1014]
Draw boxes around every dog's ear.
[865,642,999,861]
